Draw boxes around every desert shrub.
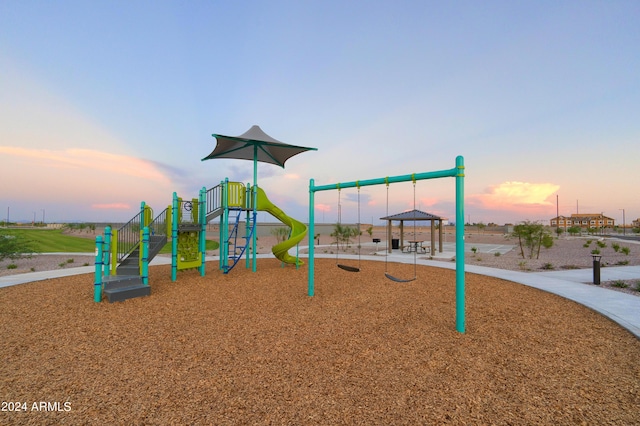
[612,243,620,252]
[7,263,17,269]
[271,227,289,242]
[494,252,500,257]
[596,241,607,248]
[621,247,630,255]
[611,280,628,289]
[634,281,640,292]
[591,249,600,255]
[615,260,629,266]
[471,247,477,253]
[541,263,554,270]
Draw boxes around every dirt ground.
[1,258,639,425]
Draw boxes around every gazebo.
[380,209,445,255]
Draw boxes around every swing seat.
[384,273,416,283]
[337,264,360,272]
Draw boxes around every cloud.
[315,203,332,213]
[470,181,560,210]
[0,147,170,184]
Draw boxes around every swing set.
[334,179,419,282]
[308,156,466,333]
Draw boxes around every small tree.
[331,223,359,250]
[567,226,581,236]
[510,220,554,259]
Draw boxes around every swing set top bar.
[310,156,464,192]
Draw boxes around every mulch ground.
[1,259,639,425]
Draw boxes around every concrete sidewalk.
[1,251,639,339]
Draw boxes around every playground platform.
[1,250,639,339]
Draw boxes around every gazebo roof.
[380,209,443,221]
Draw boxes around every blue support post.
[94,236,103,302]
[141,226,149,285]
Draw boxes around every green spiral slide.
[255,187,307,266]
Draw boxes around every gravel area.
[1,259,639,425]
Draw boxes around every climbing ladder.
[223,208,257,274]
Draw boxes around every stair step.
[116,264,140,276]
[103,274,143,290]
[104,284,150,303]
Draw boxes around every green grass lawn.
[3,229,96,253]
[2,229,219,254]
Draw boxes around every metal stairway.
[103,206,168,303]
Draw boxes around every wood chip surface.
[1,259,639,425]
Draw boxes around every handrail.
[205,184,222,218]
[149,207,169,237]
[116,209,144,263]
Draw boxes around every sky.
[1,0,638,227]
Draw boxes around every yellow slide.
[255,187,307,266]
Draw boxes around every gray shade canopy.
[202,125,317,168]
[380,209,442,221]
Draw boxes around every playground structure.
[308,156,466,333]
[94,125,316,303]
[93,180,307,303]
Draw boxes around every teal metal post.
[103,226,112,277]
[308,180,315,296]
[141,226,149,285]
[220,179,229,271]
[94,235,103,302]
[252,147,258,272]
[199,187,207,276]
[245,183,251,270]
[455,155,465,333]
[171,192,179,281]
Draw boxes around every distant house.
[632,218,640,228]
[550,213,615,230]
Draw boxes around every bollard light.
[592,254,602,285]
